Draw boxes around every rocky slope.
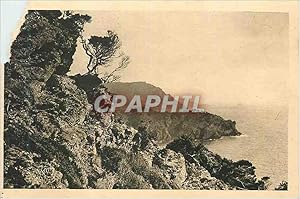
[4,10,273,190]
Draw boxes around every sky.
[70,11,289,106]
[1,1,27,63]
[1,4,289,106]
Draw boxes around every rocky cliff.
[4,10,272,190]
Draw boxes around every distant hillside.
[106,82,241,144]
[106,82,179,112]
[106,81,167,98]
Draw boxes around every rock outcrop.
[166,137,268,190]
[4,10,276,190]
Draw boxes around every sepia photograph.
[0,1,299,199]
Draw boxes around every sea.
[205,104,288,189]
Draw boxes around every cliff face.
[4,10,95,188]
[4,10,268,190]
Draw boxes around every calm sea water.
[205,105,288,188]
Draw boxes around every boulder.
[153,149,187,186]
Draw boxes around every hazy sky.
[0,2,291,106]
[1,1,27,63]
[70,11,288,106]
[3,8,288,106]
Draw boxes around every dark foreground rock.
[3,10,281,190]
[275,181,288,190]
